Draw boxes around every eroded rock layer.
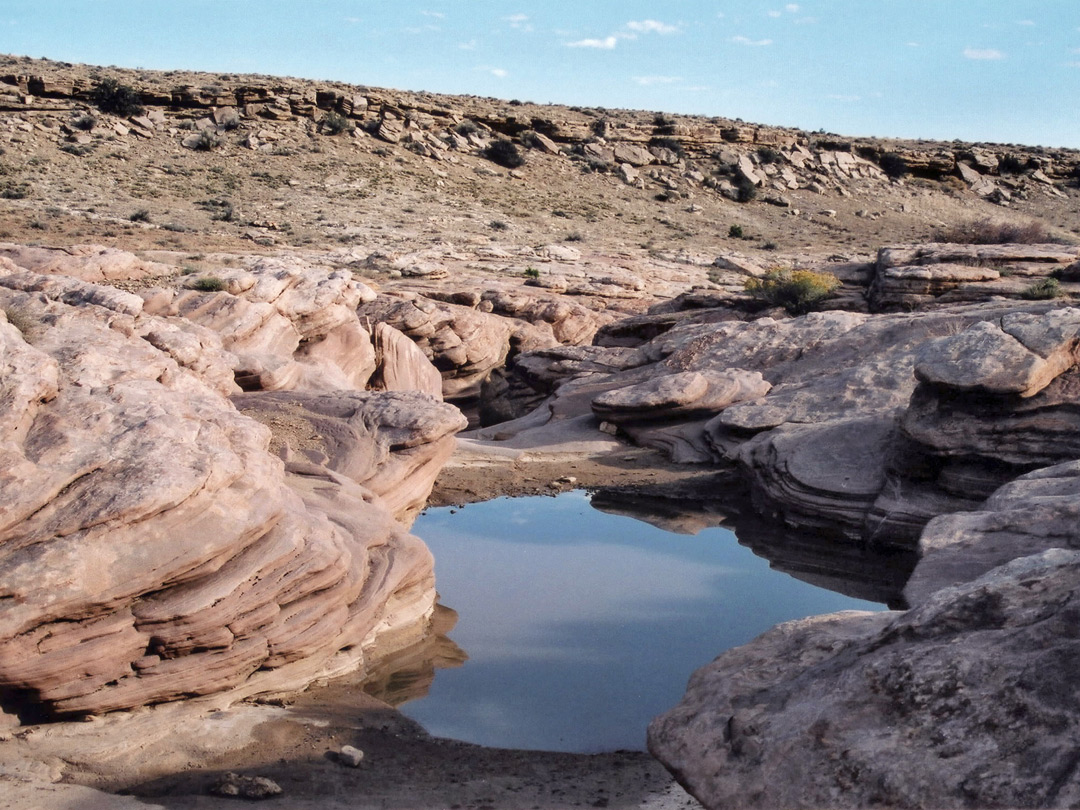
[0,260,463,717]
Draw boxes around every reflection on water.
[362,604,467,707]
[370,490,902,753]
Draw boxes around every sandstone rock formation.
[0,261,464,718]
[649,548,1080,809]
[0,243,173,282]
[868,243,1080,311]
[631,304,1080,809]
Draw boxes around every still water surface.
[397,490,887,753]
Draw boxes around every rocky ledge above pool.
[0,253,466,719]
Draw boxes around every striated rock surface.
[912,308,1080,397]
[649,548,1080,810]
[869,243,1080,311]
[0,243,174,283]
[234,389,465,520]
[143,258,382,394]
[0,268,461,718]
[359,293,530,401]
[905,460,1080,605]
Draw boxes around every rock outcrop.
[0,261,464,718]
[649,548,1080,809]
[868,243,1080,311]
[0,243,173,283]
[635,305,1080,809]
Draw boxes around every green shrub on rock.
[92,78,145,117]
[1020,278,1061,300]
[192,276,226,292]
[744,268,840,315]
[321,111,355,135]
[484,138,525,169]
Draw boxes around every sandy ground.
[118,682,699,810]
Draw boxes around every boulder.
[650,549,1080,809]
[612,144,654,167]
[0,282,446,717]
[912,309,1080,397]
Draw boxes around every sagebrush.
[744,268,840,314]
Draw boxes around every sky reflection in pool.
[400,490,887,753]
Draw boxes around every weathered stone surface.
[142,259,392,393]
[0,243,172,282]
[372,321,444,398]
[594,369,769,423]
[903,366,1080,469]
[878,243,1080,272]
[234,389,466,520]
[359,294,519,400]
[211,772,282,799]
[868,262,1000,309]
[913,309,1080,397]
[0,273,456,718]
[612,143,654,166]
[731,417,895,538]
[650,548,1080,810]
[870,244,1080,311]
[906,461,1080,605]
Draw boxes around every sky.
[3,1,1079,148]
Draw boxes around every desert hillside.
[1,53,1077,263]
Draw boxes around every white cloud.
[768,10,782,18]
[633,75,681,86]
[907,41,920,47]
[505,13,533,31]
[422,10,445,19]
[344,16,361,24]
[1068,61,1080,68]
[567,36,619,49]
[963,47,1005,60]
[459,39,477,50]
[732,36,773,46]
[626,19,679,34]
[1016,19,1035,26]
[786,3,800,11]
[828,94,862,102]
[490,68,508,78]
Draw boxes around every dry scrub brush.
[744,268,840,315]
[932,218,1054,245]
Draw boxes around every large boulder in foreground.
[0,273,460,718]
[649,549,1080,809]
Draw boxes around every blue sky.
[3,1,1079,147]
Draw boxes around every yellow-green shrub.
[744,268,840,315]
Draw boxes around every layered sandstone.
[0,259,464,718]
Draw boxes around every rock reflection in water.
[374,489,896,753]
[590,486,917,609]
[363,605,467,707]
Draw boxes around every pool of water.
[387,490,890,753]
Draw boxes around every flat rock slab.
[913,314,1080,397]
